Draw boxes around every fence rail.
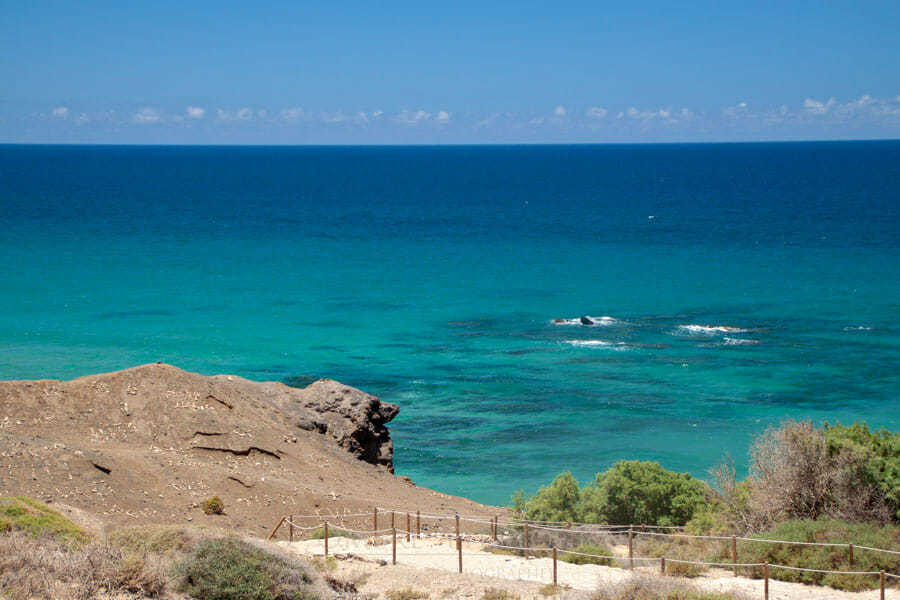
[268,506,900,599]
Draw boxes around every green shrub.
[0,496,91,545]
[175,537,319,600]
[201,496,225,515]
[581,461,710,526]
[739,519,900,591]
[825,422,900,521]
[516,472,581,522]
[511,462,710,526]
[558,542,614,566]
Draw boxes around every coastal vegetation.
[0,496,91,546]
[0,497,334,600]
[510,420,900,590]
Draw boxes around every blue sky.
[2,0,899,143]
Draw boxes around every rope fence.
[268,506,900,599]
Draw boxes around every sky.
[1,0,899,144]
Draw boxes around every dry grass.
[386,588,430,600]
[0,530,168,600]
[593,574,749,600]
[480,588,519,600]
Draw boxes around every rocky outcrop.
[0,363,494,533]
[266,379,399,471]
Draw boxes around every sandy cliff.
[0,363,497,535]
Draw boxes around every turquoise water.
[1,142,898,505]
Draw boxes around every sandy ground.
[281,535,900,600]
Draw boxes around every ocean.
[1,142,898,505]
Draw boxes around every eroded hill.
[0,363,496,536]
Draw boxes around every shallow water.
[1,142,898,505]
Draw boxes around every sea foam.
[678,324,748,335]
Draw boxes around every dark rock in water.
[266,379,400,472]
[580,316,594,325]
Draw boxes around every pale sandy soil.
[282,536,900,600]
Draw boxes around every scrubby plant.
[0,530,167,600]
[175,537,320,600]
[480,588,518,600]
[538,583,565,596]
[107,524,197,555]
[738,519,900,591]
[558,542,615,566]
[714,420,900,529]
[593,574,748,600]
[386,589,429,600]
[825,422,900,521]
[201,496,225,515]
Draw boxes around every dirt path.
[281,536,899,600]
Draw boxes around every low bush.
[201,496,225,515]
[175,536,322,600]
[593,574,748,600]
[558,542,615,566]
[107,524,197,555]
[386,589,429,600]
[0,530,167,600]
[481,588,518,600]
[308,526,352,540]
[0,496,91,546]
[738,519,900,591]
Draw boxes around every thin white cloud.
[51,106,69,118]
[436,110,451,123]
[186,106,205,119]
[803,98,836,115]
[554,105,567,117]
[280,107,307,122]
[133,107,162,124]
[395,109,430,124]
[586,106,607,119]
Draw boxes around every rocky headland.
[0,363,496,536]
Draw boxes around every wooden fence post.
[324,522,329,556]
[289,515,294,542]
[553,546,558,585]
[880,570,885,600]
[391,510,395,530]
[268,516,285,540]
[764,562,769,600]
[406,513,411,542]
[373,507,377,533]
[416,510,421,537]
[628,526,634,569]
[457,535,463,573]
[392,527,397,565]
[660,556,666,575]
[732,535,737,576]
[455,514,460,538]
[849,543,854,566]
[524,523,530,559]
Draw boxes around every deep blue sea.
[1,142,898,505]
